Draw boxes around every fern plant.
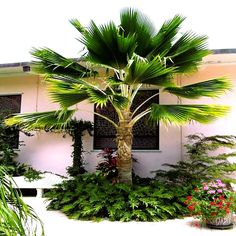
[45,172,187,222]
[154,134,236,186]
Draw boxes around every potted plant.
[185,179,236,229]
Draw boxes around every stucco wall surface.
[0,53,235,177]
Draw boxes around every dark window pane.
[94,90,159,150]
[0,95,21,148]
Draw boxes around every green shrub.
[154,134,236,187]
[45,172,188,222]
[22,166,43,182]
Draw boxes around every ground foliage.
[45,172,189,222]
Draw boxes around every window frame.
[0,94,22,149]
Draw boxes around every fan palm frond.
[76,20,137,70]
[5,110,76,130]
[164,77,232,98]
[31,48,89,78]
[120,8,155,56]
[166,32,210,73]
[149,104,230,126]
[125,55,176,85]
[87,88,110,108]
[148,15,185,58]
[46,78,89,107]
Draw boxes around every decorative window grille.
[0,95,22,148]
[94,90,159,150]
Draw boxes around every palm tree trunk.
[116,115,133,184]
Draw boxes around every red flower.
[194,188,199,192]
[188,205,195,211]
[219,196,225,201]
[225,207,230,214]
[227,202,231,207]
[210,202,215,206]
[110,158,117,166]
[211,212,217,216]
[187,196,193,201]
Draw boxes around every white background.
[0,0,235,63]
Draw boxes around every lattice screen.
[94,90,159,150]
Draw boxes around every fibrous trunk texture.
[116,113,133,184]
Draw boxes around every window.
[0,95,22,148]
[94,90,159,150]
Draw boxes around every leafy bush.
[154,134,236,187]
[22,166,43,182]
[45,172,188,222]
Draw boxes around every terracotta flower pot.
[206,213,234,229]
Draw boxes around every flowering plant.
[185,179,236,220]
[96,148,118,181]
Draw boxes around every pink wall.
[0,73,73,175]
[0,53,235,177]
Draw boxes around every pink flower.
[208,190,216,194]
[203,185,209,190]
[211,184,218,188]
[217,189,223,193]
[216,179,226,187]
[218,183,226,188]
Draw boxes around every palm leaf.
[5,110,76,130]
[148,15,185,58]
[76,20,136,70]
[31,47,89,78]
[0,167,44,236]
[87,88,110,108]
[46,78,89,107]
[120,8,155,56]
[149,104,230,125]
[166,32,210,73]
[111,94,129,109]
[164,77,232,98]
[125,55,176,85]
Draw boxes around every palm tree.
[6,9,231,184]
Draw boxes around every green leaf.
[149,15,185,58]
[164,77,232,99]
[5,110,76,130]
[120,8,155,57]
[125,55,176,85]
[78,20,136,69]
[87,88,109,107]
[166,32,210,73]
[149,104,230,125]
[31,47,89,77]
